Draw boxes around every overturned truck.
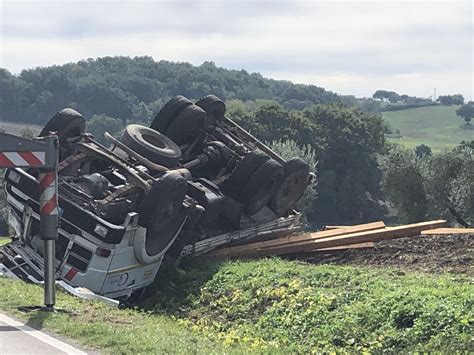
[0,95,312,301]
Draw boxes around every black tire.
[223,150,270,198]
[165,105,207,145]
[150,96,193,133]
[270,158,310,215]
[40,108,85,142]
[121,124,181,168]
[138,173,188,256]
[239,159,284,215]
[195,95,226,120]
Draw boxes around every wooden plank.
[325,225,350,230]
[314,242,375,251]
[421,228,474,235]
[208,221,386,257]
[211,220,446,258]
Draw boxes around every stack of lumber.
[208,220,449,259]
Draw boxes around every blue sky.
[0,0,472,99]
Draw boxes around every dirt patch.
[301,234,473,275]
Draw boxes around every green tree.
[456,101,474,125]
[378,146,428,223]
[414,144,432,158]
[86,114,124,145]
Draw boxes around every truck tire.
[138,173,188,256]
[239,159,284,214]
[223,149,270,198]
[270,158,310,215]
[39,108,85,142]
[195,95,226,121]
[121,124,181,168]
[165,105,207,145]
[150,96,193,133]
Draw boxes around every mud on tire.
[40,108,85,142]
[195,95,226,121]
[138,173,188,256]
[239,159,284,215]
[150,96,193,133]
[165,105,207,145]
[222,149,271,198]
[270,157,310,215]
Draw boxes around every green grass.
[1,259,472,353]
[0,277,247,354]
[0,237,11,246]
[142,259,473,353]
[383,105,473,152]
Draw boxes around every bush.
[380,144,474,225]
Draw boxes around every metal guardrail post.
[0,132,59,311]
[38,136,59,309]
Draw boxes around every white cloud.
[0,0,472,99]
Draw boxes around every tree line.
[0,56,340,125]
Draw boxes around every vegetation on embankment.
[141,259,473,353]
[0,259,472,353]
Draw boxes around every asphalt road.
[0,312,86,354]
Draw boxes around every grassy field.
[1,258,472,353]
[0,121,42,136]
[383,105,473,152]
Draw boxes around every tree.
[380,144,474,226]
[414,144,432,158]
[86,114,124,145]
[379,147,428,223]
[456,101,474,125]
[437,94,464,106]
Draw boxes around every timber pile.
[207,220,460,259]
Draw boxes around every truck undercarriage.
[0,95,311,302]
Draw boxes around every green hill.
[383,105,473,151]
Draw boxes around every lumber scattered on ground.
[421,228,474,235]
[208,220,447,259]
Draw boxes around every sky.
[0,0,472,99]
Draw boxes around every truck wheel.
[138,173,188,256]
[239,159,284,214]
[40,108,85,142]
[195,95,226,121]
[165,105,207,145]
[150,96,193,133]
[121,124,181,167]
[270,158,310,215]
[223,149,270,198]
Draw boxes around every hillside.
[383,105,473,151]
[0,56,340,125]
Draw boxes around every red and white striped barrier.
[0,151,45,167]
[39,171,58,216]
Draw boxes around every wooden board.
[324,225,350,230]
[421,228,474,235]
[208,221,385,258]
[211,220,446,258]
[313,242,375,251]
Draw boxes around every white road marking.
[0,312,87,354]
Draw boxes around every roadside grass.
[0,237,11,246]
[0,277,248,354]
[1,258,472,353]
[383,105,473,152]
[141,258,474,353]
